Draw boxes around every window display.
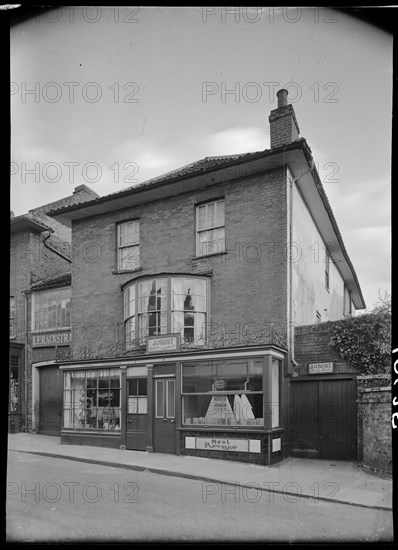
[63,369,121,430]
[182,359,264,426]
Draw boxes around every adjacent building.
[37,90,364,464]
[9,185,99,434]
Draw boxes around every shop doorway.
[290,377,357,460]
[153,376,176,453]
[126,377,148,451]
[39,364,63,435]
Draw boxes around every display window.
[181,359,265,427]
[63,369,121,430]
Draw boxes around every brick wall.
[357,377,391,478]
[269,105,299,148]
[294,323,358,375]
[70,170,289,358]
[10,228,71,432]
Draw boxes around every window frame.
[180,359,265,428]
[123,275,209,350]
[10,296,16,338]
[9,355,20,412]
[117,220,140,271]
[63,368,121,431]
[195,199,225,257]
[31,287,71,333]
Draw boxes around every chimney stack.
[269,89,300,148]
[277,88,288,108]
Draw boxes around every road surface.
[6,450,393,543]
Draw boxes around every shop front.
[59,344,287,465]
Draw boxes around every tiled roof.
[48,152,264,212]
[30,184,100,218]
[31,271,71,290]
[100,152,261,198]
[11,210,51,228]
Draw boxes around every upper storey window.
[124,276,208,350]
[117,220,140,270]
[196,200,225,256]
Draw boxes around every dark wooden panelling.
[291,378,357,461]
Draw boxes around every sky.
[10,6,392,311]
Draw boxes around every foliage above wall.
[329,294,391,375]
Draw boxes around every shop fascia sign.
[308,362,334,374]
[146,333,180,354]
[32,330,72,347]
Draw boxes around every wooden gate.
[290,377,357,460]
[39,365,63,436]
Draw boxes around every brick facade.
[70,169,289,358]
[294,323,358,375]
[9,185,98,432]
[42,90,367,465]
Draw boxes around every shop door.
[126,378,148,451]
[39,365,63,436]
[153,377,176,453]
[290,378,357,460]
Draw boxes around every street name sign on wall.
[32,330,71,347]
[147,334,180,354]
[308,362,334,374]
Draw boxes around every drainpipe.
[43,229,71,263]
[24,291,29,432]
[288,172,298,370]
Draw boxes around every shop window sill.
[61,429,121,435]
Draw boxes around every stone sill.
[112,267,143,275]
[191,252,228,261]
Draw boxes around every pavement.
[7,433,392,511]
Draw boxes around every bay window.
[171,278,206,344]
[271,358,281,428]
[181,359,264,426]
[63,369,121,431]
[123,276,208,349]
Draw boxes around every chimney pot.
[277,89,288,108]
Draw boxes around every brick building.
[46,89,365,464]
[9,185,99,434]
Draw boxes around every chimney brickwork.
[269,89,300,149]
